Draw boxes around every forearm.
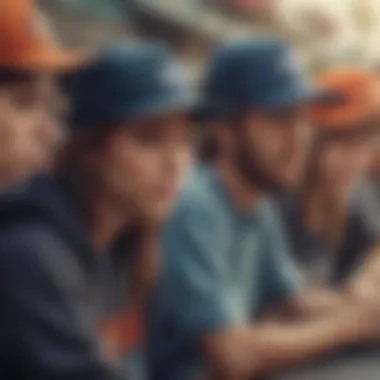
[264,288,350,322]
[204,308,367,379]
[347,244,380,290]
[251,313,362,375]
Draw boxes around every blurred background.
[40,0,380,80]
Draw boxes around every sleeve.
[162,199,239,341]
[348,184,380,246]
[334,184,380,282]
[259,203,306,307]
[0,228,126,380]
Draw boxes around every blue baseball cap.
[62,43,198,129]
[201,37,324,119]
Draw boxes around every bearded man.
[148,38,380,380]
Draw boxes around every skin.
[215,105,313,211]
[236,106,313,191]
[202,108,380,380]
[86,112,193,236]
[317,130,375,195]
[0,75,63,188]
[67,111,193,358]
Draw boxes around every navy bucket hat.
[62,42,199,129]
[200,37,326,119]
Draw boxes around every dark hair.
[0,68,36,86]
[56,126,160,306]
[54,124,121,224]
[299,135,347,246]
[197,111,246,164]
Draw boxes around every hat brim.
[122,94,201,120]
[194,86,335,122]
[2,47,88,74]
[255,84,332,110]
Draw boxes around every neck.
[215,158,262,212]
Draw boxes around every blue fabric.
[201,37,323,119]
[122,350,146,380]
[274,181,380,286]
[0,176,130,380]
[62,42,198,128]
[148,166,305,380]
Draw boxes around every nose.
[285,120,311,153]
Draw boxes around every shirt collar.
[205,165,263,224]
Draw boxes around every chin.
[283,177,300,191]
[141,205,172,223]
[281,168,302,188]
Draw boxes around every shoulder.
[170,166,227,227]
[348,180,380,227]
[345,180,380,239]
[0,223,57,264]
[0,224,86,294]
[256,198,286,230]
[350,180,380,214]
[162,168,229,265]
[255,198,297,254]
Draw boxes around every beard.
[233,134,285,194]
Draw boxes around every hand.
[342,285,380,341]
[348,276,380,306]
[346,251,380,307]
[203,327,258,380]
[347,245,380,294]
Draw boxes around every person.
[370,131,380,186]
[275,68,380,288]
[0,0,81,189]
[0,42,197,380]
[362,124,380,208]
[148,38,380,380]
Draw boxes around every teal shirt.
[148,166,304,380]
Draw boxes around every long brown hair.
[299,135,348,246]
[55,127,160,305]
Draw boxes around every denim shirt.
[148,166,304,380]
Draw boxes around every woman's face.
[318,131,375,193]
[0,75,63,187]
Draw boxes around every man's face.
[230,106,312,192]
[0,74,62,186]
[95,112,193,222]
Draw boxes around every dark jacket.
[0,176,130,380]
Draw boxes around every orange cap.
[0,0,81,72]
[311,68,380,130]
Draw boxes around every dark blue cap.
[63,43,198,128]
[201,37,322,118]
